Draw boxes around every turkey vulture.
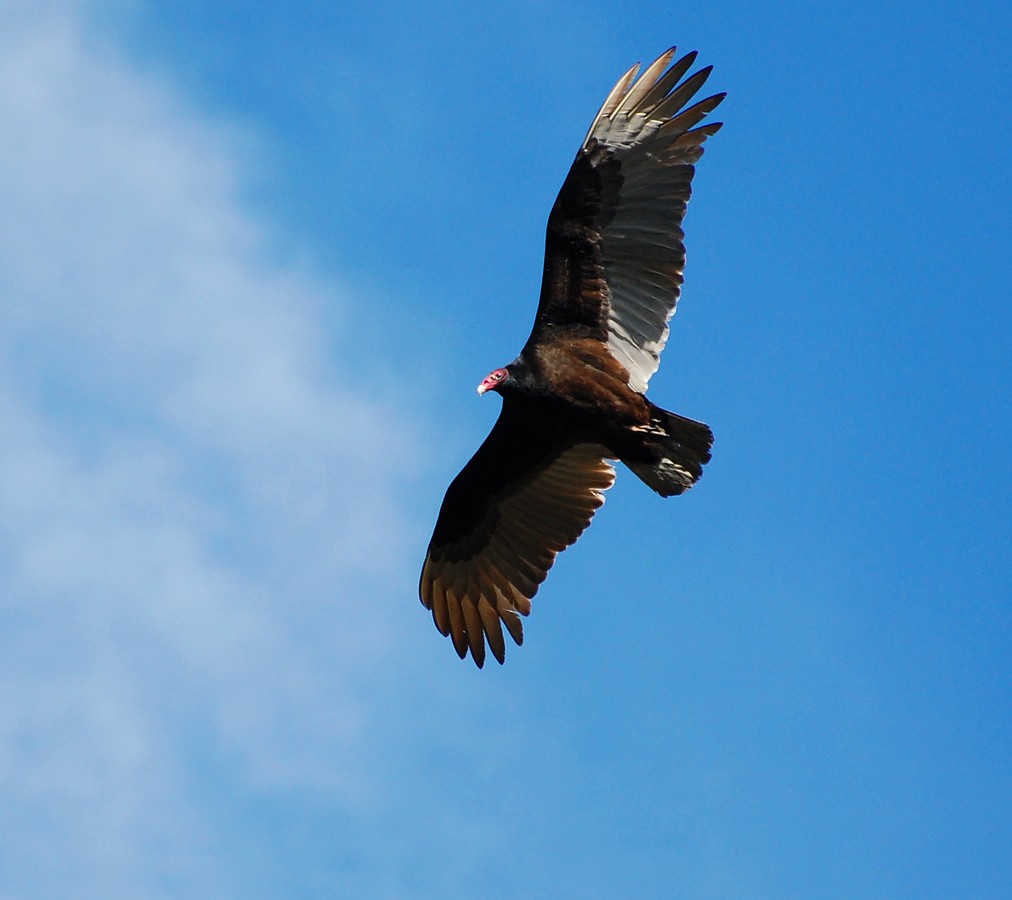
[420,46,724,667]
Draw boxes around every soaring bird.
[420,47,724,667]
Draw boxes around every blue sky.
[1,0,1009,897]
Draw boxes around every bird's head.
[477,366,510,396]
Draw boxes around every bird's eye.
[494,371,504,380]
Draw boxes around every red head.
[477,367,509,395]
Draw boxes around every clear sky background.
[1,1,1009,897]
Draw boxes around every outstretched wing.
[527,47,724,393]
[419,402,615,667]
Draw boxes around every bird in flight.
[420,46,725,667]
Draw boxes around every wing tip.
[587,47,724,146]
[420,560,529,667]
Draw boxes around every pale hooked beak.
[476,381,489,395]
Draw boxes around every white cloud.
[0,2,446,894]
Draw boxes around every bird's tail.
[622,403,713,497]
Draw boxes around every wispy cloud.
[0,2,444,894]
